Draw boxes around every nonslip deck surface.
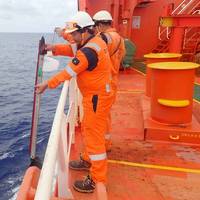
[69,69,200,200]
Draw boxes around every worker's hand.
[54,27,63,37]
[35,81,48,94]
[45,44,54,51]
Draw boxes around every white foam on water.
[9,184,20,200]
[0,152,15,160]
[21,132,30,139]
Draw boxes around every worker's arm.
[48,47,98,88]
[45,44,74,57]
[35,47,98,93]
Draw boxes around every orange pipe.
[169,27,185,53]
[111,0,120,31]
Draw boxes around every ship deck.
[69,68,200,200]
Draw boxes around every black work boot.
[73,175,95,193]
[69,157,91,171]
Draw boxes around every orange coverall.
[98,28,125,149]
[48,36,113,183]
[52,29,125,156]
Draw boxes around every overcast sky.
[0,0,78,33]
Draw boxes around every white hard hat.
[65,11,94,33]
[93,10,113,21]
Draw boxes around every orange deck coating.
[62,69,200,200]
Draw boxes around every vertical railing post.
[69,78,77,143]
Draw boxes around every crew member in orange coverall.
[45,11,125,176]
[70,10,125,172]
[35,11,113,198]
[93,10,125,151]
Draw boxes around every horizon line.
[0,31,53,34]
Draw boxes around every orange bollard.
[148,62,199,124]
[144,53,182,97]
[169,27,185,53]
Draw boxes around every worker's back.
[76,35,112,96]
[100,28,125,88]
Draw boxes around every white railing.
[190,1,200,14]
[182,8,200,48]
[183,28,200,48]
[172,0,194,15]
[158,26,171,40]
[158,0,199,41]
[34,78,82,200]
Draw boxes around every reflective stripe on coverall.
[48,36,113,183]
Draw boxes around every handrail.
[166,27,171,39]
[183,10,200,48]
[184,31,200,46]
[171,0,200,15]
[171,0,185,15]
[182,5,200,49]
[34,78,80,200]
[186,0,200,14]
[190,0,200,14]
[158,26,165,40]
[192,9,200,14]
[158,0,199,41]
[171,0,194,15]
[158,26,171,41]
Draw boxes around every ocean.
[0,32,69,199]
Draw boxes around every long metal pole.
[29,37,47,159]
